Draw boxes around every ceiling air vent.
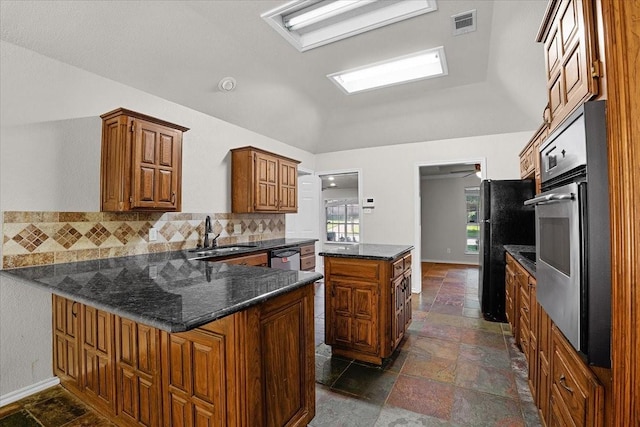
[452,9,476,36]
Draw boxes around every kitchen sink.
[520,251,537,264]
[188,244,257,256]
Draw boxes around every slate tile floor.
[0,263,541,427]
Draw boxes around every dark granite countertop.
[186,238,317,260]
[319,244,413,261]
[504,245,536,277]
[0,249,322,333]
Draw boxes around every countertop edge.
[319,244,414,261]
[0,265,323,333]
[503,245,537,277]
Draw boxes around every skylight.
[262,0,438,52]
[327,46,448,94]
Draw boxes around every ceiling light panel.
[327,46,448,94]
[262,0,438,52]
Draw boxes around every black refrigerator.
[478,179,535,322]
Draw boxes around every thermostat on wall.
[363,197,375,208]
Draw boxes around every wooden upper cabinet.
[519,123,547,194]
[537,0,600,131]
[100,108,188,212]
[231,146,300,213]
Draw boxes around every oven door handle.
[524,192,575,206]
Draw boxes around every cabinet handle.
[171,192,176,204]
[559,375,574,394]
[71,302,78,317]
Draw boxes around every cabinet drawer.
[392,258,404,279]
[300,244,315,256]
[215,252,269,267]
[402,253,412,270]
[328,258,380,281]
[551,326,603,427]
[300,255,315,271]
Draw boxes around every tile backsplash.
[2,211,285,268]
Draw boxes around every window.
[465,187,480,254]
[326,202,360,243]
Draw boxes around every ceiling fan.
[450,164,482,178]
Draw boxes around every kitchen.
[0,1,638,426]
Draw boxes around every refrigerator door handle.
[524,192,574,206]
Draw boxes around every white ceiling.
[0,0,549,154]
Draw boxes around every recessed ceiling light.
[261,0,438,52]
[330,183,337,187]
[327,46,448,94]
[328,176,335,181]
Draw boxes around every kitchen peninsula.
[0,251,322,427]
[320,244,413,365]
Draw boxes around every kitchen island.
[319,244,413,364]
[0,251,322,427]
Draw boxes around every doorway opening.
[412,159,485,293]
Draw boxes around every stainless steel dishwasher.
[269,247,301,270]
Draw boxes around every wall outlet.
[149,227,158,241]
[234,223,242,234]
[149,265,157,279]
[258,223,264,233]
[446,248,451,254]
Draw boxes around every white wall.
[0,41,317,399]
[421,175,481,264]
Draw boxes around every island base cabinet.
[324,252,411,365]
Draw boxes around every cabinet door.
[404,270,412,333]
[327,279,378,354]
[131,118,181,211]
[542,0,599,130]
[115,318,161,427]
[162,321,233,427]
[254,152,279,211]
[391,275,405,349]
[278,159,298,212]
[81,305,116,413]
[259,285,314,427]
[52,295,81,390]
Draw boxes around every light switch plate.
[258,223,264,233]
[149,227,158,241]
[234,223,242,234]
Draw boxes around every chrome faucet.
[203,216,212,248]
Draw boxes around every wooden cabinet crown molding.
[100,108,189,133]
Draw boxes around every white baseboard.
[0,377,60,408]
[421,258,479,266]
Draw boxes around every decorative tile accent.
[160,222,178,241]
[54,224,83,249]
[12,224,49,252]
[2,211,285,268]
[84,224,111,247]
[113,223,136,245]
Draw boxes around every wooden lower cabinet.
[209,251,269,267]
[324,252,411,365]
[53,283,315,427]
[81,305,116,414]
[115,318,161,427]
[300,244,316,272]
[504,253,605,427]
[52,295,81,393]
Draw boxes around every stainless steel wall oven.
[525,101,611,368]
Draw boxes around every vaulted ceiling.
[0,0,549,154]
